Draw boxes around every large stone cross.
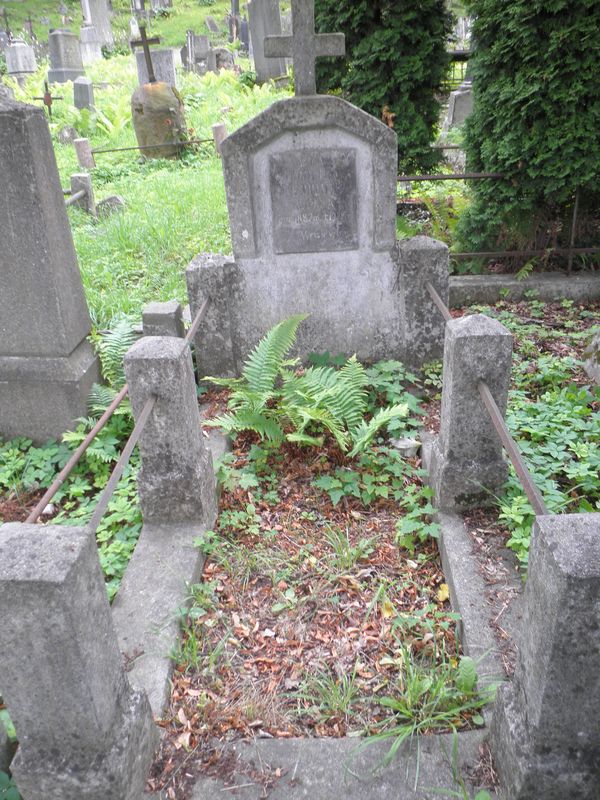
[263,0,344,96]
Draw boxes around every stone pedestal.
[0,96,99,443]
[136,48,176,87]
[131,82,187,159]
[428,314,513,509]
[491,513,600,800]
[5,41,37,84]
[48,30,84,83]
[73,75,95,109]
[80,24,102,65]
[248,0,286,81]
[142,300,185,338]
[124,337,217,524]
[0,523,159,799]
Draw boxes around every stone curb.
[450,272,600,307]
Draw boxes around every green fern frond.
[95,319,139,389]
[203,375,244,390]
[242,314,308,394]
[348,403,409,458]
[286,432,325,448]
[330,356,369,432]
[205,410,284,443]
[283,404,349,451]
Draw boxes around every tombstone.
[79,23,103,64]
[213,46,235,70]
[442,84,473,131]
[136,47,176,86]
[0,523,159,798]
[205,15,220,33]
[73,75,94,109]
[247,0,285,82]
[81,0,113,46]
[5,40,37,85]
[47,29,84,83]
[240,16,249,52]
[183,30,210,73]
[186,0,448,376]
[0,96,100,442]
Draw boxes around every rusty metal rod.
[398,172,503,182]
[91,138,213,155]
[478,380,549,517]
[451,246,600,260]
[26,384,130,524]
[64,189,86,206]
[184,297,211,346]
[425,281,452,323]
[87,394,156,534]
[567,189,580,276]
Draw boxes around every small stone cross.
[263,0,344,96]
[34,81,63,118]
[130,25,161,83]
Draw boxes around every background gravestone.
[47,29,84,83]
[73,75,94,109]
[0,96,100,442]
[79,23,103,64]
[136,47,176,87]
[5,40,37,84]
[82,0,113,46]
[247,0,286,81]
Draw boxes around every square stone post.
[491,513,600,799]
[0,523,158,799]
[428,314,513,509]
[142,300,185,337]
[124,336,217,524]
[0,97,100,443]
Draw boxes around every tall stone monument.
[187,0,449,376]
[0,96,100,442]
[247,0,286,82]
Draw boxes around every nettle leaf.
[456,656,478,693]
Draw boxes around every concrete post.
[491,513,600,799]
[0,97,100,443]
[74,136,96,168]
[212,121,228,154]
[70,172,96,215]
[0,523,159,799]
[142,300,185,337]
[124,336,217,524]
[398,235,449,365]
[428,313,513,509]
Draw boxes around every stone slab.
[449,272,600,307]
[188,731,495,799]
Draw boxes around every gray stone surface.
[0,523,158,799]
[74,136,96,168]
[73,75,95,109]
[583,329,600,384]
[189,731,495,799]
[188,94,448,374]
[0,97,100,443]
[47,29,84,83]
[70,172,96,215]
[79,24,102,65]
[205,15,220,33]
[247,0,286,82]
[136,47,177,87]
[428,314,513,510]
[449,272,600,306]
[442,85,473,131]
[142,300,185,337]
[4,40,37,82]
[491,513,600,800]
[84,0,113,46]
[263,0,345,96]
[183,30,211,72]
[97,194,126,216]
[124,336,217,525]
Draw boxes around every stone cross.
[263,0,344,95]
[130,25,160,83]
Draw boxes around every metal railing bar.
[91,138,213,155]
[398,172,504,182]
[451,246,600,259]
[184,297,211,346]
[87,394,156,534]
[64,190,86,206]
[425,281,452,323]
[27,384,130,524]
[478,380,549,517]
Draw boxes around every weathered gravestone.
[205,15,220,33]
[442,83,473,131]
[79,24,103,64]
[73,75,94,109]
[4,40,37,84]
[247,0,285,82]
[182,30,211,73]
[81,0,113,47]
[187,0,448,376]
[0,95,100,442]
[135,46,176,86]
[47,29,84,83]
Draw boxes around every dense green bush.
[458,0,600,259]
[314,0,452,172]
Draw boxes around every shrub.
[457,0,600,261]
[314,0,452,172]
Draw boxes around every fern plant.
[205,315,409,456]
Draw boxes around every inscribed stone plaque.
[270,148,358,254]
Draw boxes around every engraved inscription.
[269,148,358,254]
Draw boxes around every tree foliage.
[458,0,600,257]
[314,0,452,172]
